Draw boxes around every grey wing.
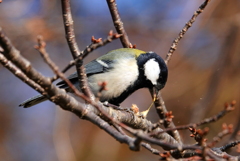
[85,59,112,75]
[56,60,113,87]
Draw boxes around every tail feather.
[19,95,48,108]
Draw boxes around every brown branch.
[208,124,233,148]
[61,0,80,58]
[111,124,160,155]
[170,151,202,159]
[61,0,93,99]
[85,108,180,153]
[219,140,240,152]
[72,82,180,151]
[127,128,200,152]
[35,35,58,81]
[141,143,160,155]
[204,148,223,161]
[153,92,182,144]
[85,101,181,153]
[207,147,240,160]
[84,111,140,151]
[106,0,131,47]
[189,127,209,146]
[165,0,211,64]
[153,101,235,135]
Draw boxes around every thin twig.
[189,127,209,146]
[61,0,93,99]
[208,146,240,160]
[35,35,58,81]
[165,0,211,65]
[153,92,183,144]
[153,101,235,135]
[61,0,80,58]
[82,31,122,58]
[106,0,131,47]
[219,140,240,152]
[112,124,126,135]
[208,123,233,148]
[141,143,160,155]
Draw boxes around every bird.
[19,48,168,115]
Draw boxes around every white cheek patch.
[144,58,161,85]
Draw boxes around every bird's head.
[136,51,168,96]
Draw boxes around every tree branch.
[153,92,182,144]
[165,0,211,64]
[106,0,131,47]
[61,0,93,99]
[153,101,235,135]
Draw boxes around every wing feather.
[56,60,113,87]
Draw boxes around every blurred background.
[0,0,240,160]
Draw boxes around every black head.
[107,51,168,106]
[136,51,168,92]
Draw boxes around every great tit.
[19,48,168,110]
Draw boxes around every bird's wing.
[85,59,113,75]
[56,59,114,86]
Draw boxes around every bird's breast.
[88,58,139,102]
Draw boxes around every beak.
[141,87,159,118]
[149,86,159,101]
